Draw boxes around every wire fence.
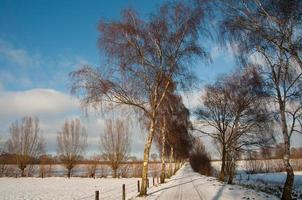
[74,173,168,200]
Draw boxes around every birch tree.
[219,1,302,198]
[70,1,209,195]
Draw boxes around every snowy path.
[134,163,278,200]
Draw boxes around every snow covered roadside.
[234,172,302,199]
[133,163,278,200]
[235,171,302,186]
[0,177,140,200]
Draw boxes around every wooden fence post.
[95,191,99,200]
[153,177,155,186]
[137,180,140,192]
[147,178,149,188]
[122,184,125,200]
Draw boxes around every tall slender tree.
[70,1,209,195]
[220,1,302,198]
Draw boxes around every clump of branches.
[6,116,45,177]
[57,118,87,178]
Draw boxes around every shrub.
[189,139,212,176]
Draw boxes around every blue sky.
[0,0,234,92]
[2,0,299,157]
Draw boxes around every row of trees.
[0,116,132,178]
[154,83,195,183]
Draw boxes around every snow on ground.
[133,163,278,200]
[1,163,301,200]
[236,171,302,186]
[234,172,302,199]
[0,177,140,200]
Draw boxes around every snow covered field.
[234,172,302,199]
[0,177,140,200]
[236,171,302,186]
[212,160,302,198]
[0,163,281,200]
[1,163,301,199]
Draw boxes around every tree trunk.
[227,173,233,184]
[139,119,155,196]
[227,160,235,184]
[174,160,179,174]
[113,168,117,178]
[169,146,174,177]
[282,155,294,200]
[18,163,27,177]
[21,168,26,177]
[279,104,294,200]
[67,168,71,178]
[219,145,226,182]
[160,124,166,184]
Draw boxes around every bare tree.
[189,138,212,176]
[57,118,87,178]
[6,116,45,177]
[100,118,130,178]
[195,68,273,182]
[70,1,209,195]
[219,1,302,198]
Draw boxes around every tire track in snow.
[191,176,205,200]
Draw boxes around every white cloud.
[0,38,34,67]
[0,88,80,153]
[0,88,78,119]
